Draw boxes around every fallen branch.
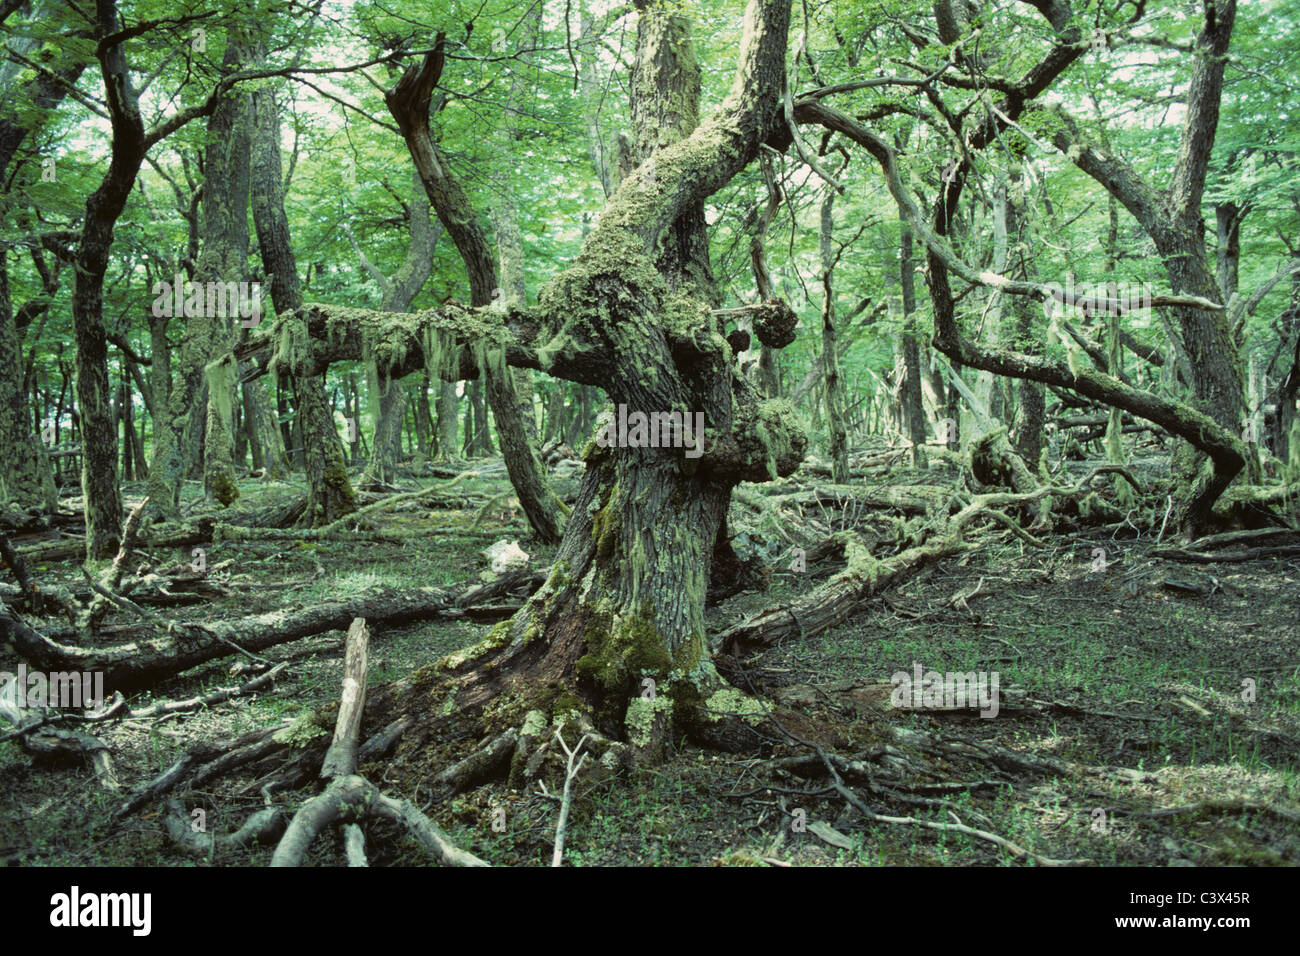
[1,570,545,693]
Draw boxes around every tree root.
[426,727,520,801]
[163,798,286,859]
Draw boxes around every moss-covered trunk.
[0,258,56,517]
[295,371,355,525]
[424,0,801,757]
[441,443,730,750]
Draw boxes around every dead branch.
[1,569,545,692]
[551,730,589,867]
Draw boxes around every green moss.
[552,690,583,715]
[703,687,768,726]
[436,620,513,672]
[272,708,332,747]
[591,485,622,560]
[321,456,356,510]
[575,602,672,693]
[624,694,673,749]
[210,471,240,507]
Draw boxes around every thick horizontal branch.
[235,302,607,387]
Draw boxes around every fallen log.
[714,532,971,658]
[716,481,1110,658]
[1,570,545,693]
[16,520,215,564]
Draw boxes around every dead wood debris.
[269,618,487,867]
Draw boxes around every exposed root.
[426,727,519,801]
[163,798,286,859]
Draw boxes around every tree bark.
[248,71,355,524]
[898,221,927,466]
[71,0,153,558]
[820,189,849,482]
[385,38,562,542]
[0,256,57,517]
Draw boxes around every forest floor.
[2,459,1298,867]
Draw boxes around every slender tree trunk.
[435,379,456,461]
[898,221,927,465]
[386,48,562,540]
[0,257,57,516]
[249,73,354,524]
[357,169,440,485]
[70,0,157,557]
[200,43,252,508]
[820,191,849,482]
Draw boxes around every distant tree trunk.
[250,74,354,524]
[1004,166,1044,467]
[492,2,542,446]
[819,190,849,482]
[543,381,565,443]
[242,368,288,477]
[462,379,481,455]
[0,258,57,516]
[1,3,87,519]
[435,379,456,461]
[1216,201,1243,305]
[898,221,927,466]
[749,154,783,396]
[118,370,132,481]
[356,169,440,486]
[200,44,252,508]
[579,1,618,199]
